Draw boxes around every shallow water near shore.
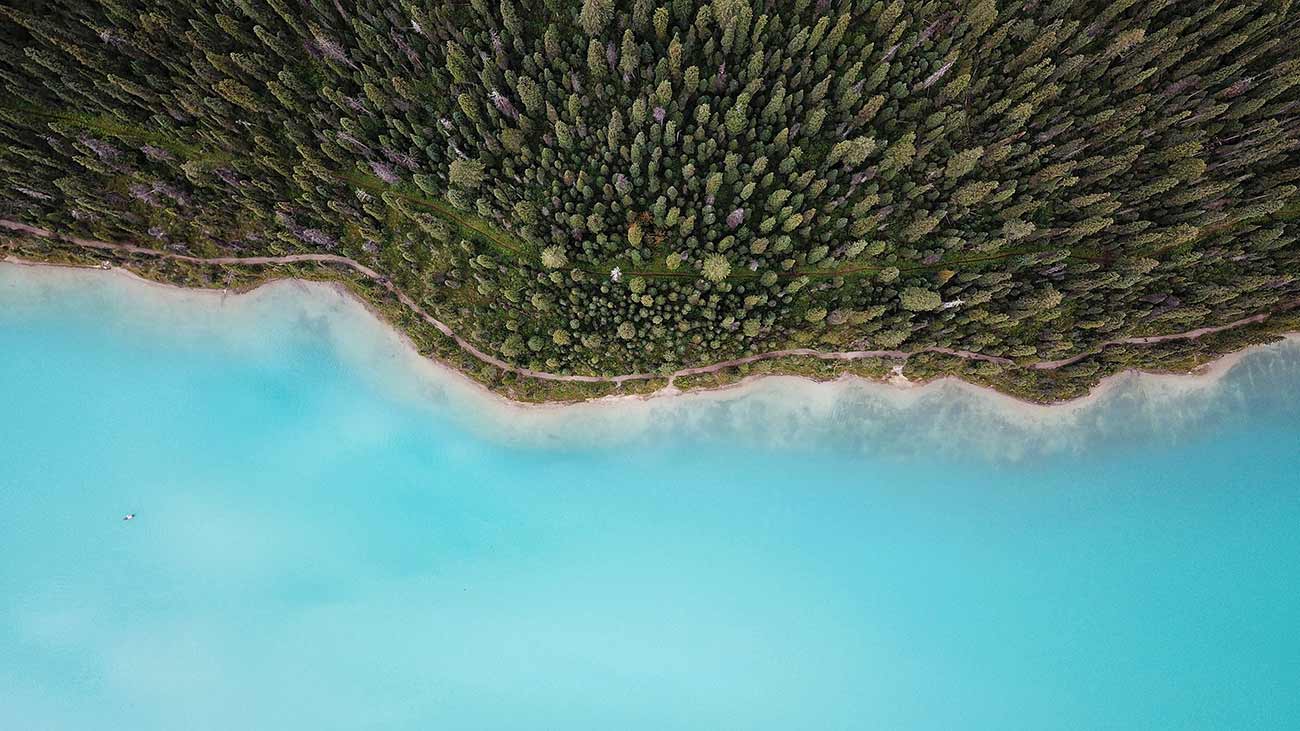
[2,262,1299,730]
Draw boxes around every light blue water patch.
[2,263,1298,730]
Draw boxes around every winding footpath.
[2,219,1295,390]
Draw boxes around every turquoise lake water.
[2,262,1299,730]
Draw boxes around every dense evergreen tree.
[1,0,1298,382]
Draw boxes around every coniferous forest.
[2,0,1299,401]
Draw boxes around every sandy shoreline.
[3,256,1295,418]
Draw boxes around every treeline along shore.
[5,220,1298,405]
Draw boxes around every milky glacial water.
[2,262,1298,730]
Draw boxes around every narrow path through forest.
[3,219,1294,390]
